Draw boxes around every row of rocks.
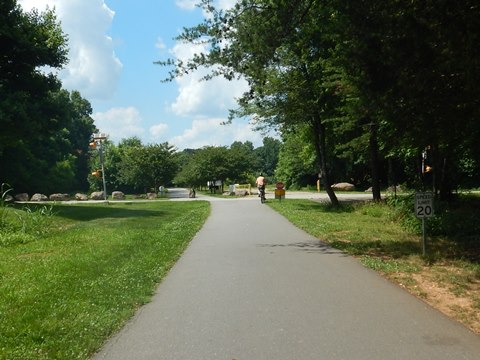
[9,191,127,202]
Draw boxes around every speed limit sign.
[415,192,434,218]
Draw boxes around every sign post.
[275,182,285,201]
[415,192,434,256]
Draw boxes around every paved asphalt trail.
[93,196,480,360]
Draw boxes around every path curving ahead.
[93,198,480,360]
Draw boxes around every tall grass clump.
[0,182,13,229]
[0,184,55,247]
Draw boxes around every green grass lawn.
[268,200,420,256]
[0,201,210,359]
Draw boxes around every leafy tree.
[275,127,317,189]
[192,146,230,192]
[254,137,281,177]
[161,0,480,200]
[0,0,68,154]
[0,1,91,194]
[228,141,255,183]
[337,0,480,198]
[67,91,97,191]
[117,142,178,193]
[160,0,345,205]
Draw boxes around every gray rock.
[31,193,48,201]
[331,182,355,191]
[235,189,249,197]
[49,193,70,201]
[146,192,157,200]
[14,193,29,201]
[112,191,125,200]
[90,191,105,200]
[75,193,88,201]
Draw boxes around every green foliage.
[87,139,179,194]
[0,1,68,154]
[175,143,257,188]
[254,137,281,177]
[121,142,178,192]
[158,0,480,200]
[386,194,480,260]
[275,128,317,189]
[0,3,96,194]
[0,183,13,229]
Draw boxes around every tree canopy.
[159,0,480,201]
[0,1,98,194]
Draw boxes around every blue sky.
[18,0,269,149]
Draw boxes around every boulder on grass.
[331,182,355,191]
[49,193,70,201]
[75,193,88,201]
[31,193,48,201]
[90,191,105,200]
[146,192,157,200]
[112,191,125,200]
[14,193,29,202]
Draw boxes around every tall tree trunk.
[368,122,382,201]
[312,116,339,206]
[439,156,453,202]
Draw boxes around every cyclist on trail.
[256,173,266,197]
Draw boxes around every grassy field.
[0,201,210,359]
[268,197,480,334]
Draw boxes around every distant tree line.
[92,137,281,194]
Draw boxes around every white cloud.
[170,118,264,150]
[168,42,248,117]
[175,0,198,10]
[93,107,145,143]
[176,0,236,12]
[155,37,166,50]
[18,0,122,101]
[150,123,169,139]
[217,0,237,10]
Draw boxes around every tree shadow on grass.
[330,239,421,259]
[282,200,356,214]
[17,203,167,222]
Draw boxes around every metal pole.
[99,141,107,202]
[422,217,426,256]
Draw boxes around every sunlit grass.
[0,201,210,359]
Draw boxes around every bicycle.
[258,186,266,203]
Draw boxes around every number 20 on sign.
[415,192,433,256]
[415,192,434,218]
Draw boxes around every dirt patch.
[387,267,480,334]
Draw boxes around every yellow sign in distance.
[275,189,285,196]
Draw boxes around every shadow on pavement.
[257,241,348,255]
